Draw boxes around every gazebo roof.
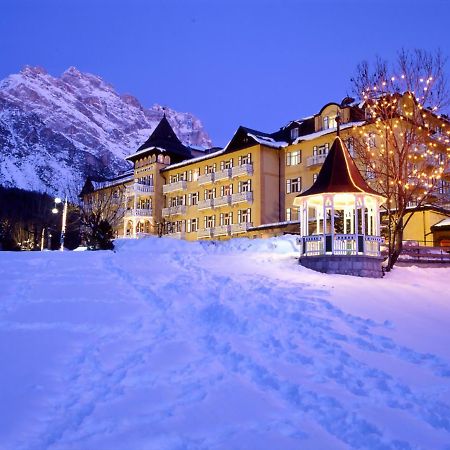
[296,136,383,199]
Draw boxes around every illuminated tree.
[351,49,450,270]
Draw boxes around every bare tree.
[351,49,450,270]
[76,180,126,249]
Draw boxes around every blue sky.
[1,0,449,146]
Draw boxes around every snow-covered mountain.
[0,66,212,194]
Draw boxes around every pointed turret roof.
[126,115,193,163]
[296,137,383,198]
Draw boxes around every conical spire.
[296,137,383,198]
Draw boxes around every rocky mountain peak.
[0,66,212,194]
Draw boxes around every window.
[239,180,252,193]
[367,133,376,148]
[313,173,318,183]
[205,164,216,174]
[238,208,251,223]
[220,212,233,226]
[239,153,252,165]
[204,215,215,228]
[170,195,185,207]
[345,138,354,156]
[187,218,198,232]
[286,177,302,194]
[323,116,337,130]
[220,159,233,170]
[188,192,199,206]
[365,168,376,180]
[286,208,292,221]
[290,127,299,140]
[220,184,233,196]
[204,188,215,200]
[286,150,302,166]
[286,208,299,221]
[313,143,329,156]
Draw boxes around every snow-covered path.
[1,236,450,450]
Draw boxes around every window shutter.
[286,179,291,194]
[213,188,216,198]
[221,186,224,197]
[247,153,251,163]
[248,179,251,191]
[220,161,224,170]
[238,181,242,193]
[238,156,242,165]
[220,213,224,225]
[286,152,291,166]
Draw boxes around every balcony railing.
[231,164,253,178]
[301,234,383,257]
[124,208,153,217]
[231,222,253,234]
[214,168,232,181]
[197,173,215,185]
[162,205,187,217]
[126,182,154,196]
[198,228,214,239]
[306,154,327,167]
[214,195,231,207]
[214,225,231,236]
[231,191,253,204]
[197,198,214,210]
[162,180,187,194]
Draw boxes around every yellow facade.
[85,99,449,245]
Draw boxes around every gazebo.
[293,136,385,278]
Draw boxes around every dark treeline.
[0,186,80,250]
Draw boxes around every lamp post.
[52,197,68,251]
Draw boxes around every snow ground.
[1,235,450,450]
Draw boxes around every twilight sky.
[1,0,449,146]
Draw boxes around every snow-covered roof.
[91,170,134,190]
[249,220,301,231]
[433,218,450,228]
[246,133,288,149]
[162,148,227,171]
[293,121,366,144]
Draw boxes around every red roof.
[297,137,382,198]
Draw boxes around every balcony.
[124,208,153,218]
[162,205,187,217]
[126,182,154,196]
[197,173,215,185]
[231,191,253,204]
[214,225,231,236]
[162,180,187,194]
[306,154,327,167]
[214,195,231,207]
[197,198,214,210]
[231,164,253,178]
[231,222,253,234]
[198,228,214,239]
[214,168,232,181]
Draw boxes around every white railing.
[214,168,232,181]
[198,228,214,239]
[162,180,187,194]
[124,208,153,217]
[126,183,154,196]
[231,164,253,178]
[301,234,383,256]
[197,198,214,210]
[306,154,327,167]
[198,173,215,185]
[167,231,186,239]
[214,225,231,236]
[231,191,253,204]
[214,195,231,207]
[162,205,187,216]
[231,222,253,234]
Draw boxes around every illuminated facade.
[81,98,450,246]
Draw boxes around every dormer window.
[323,115,337,130]
[290,127,299,140]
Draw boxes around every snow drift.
[0,235,450,450]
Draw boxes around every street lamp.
[52,196,68,251]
